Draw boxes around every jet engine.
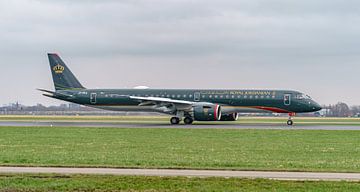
[220,113,239,121]
[193,103,221,121]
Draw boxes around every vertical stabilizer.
[48,53,85,91]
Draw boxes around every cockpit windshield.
[295,94,311,100]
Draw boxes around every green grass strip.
[1,174,360,192]
[1,127,360,172]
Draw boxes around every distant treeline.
[0,103,160,116]
[1,102,359,117]
[322,103,360,117]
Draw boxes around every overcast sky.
[1,0,360,106]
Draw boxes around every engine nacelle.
[220,113,239,121]
[193,103,222,121]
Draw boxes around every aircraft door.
[194,92,201,102]
[284,94,291,106]
[90,93,97,104]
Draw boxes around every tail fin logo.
[53,64,65,74]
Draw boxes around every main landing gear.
[287,113,295,126]
[170,116,194,125]
[170,117,181,125]
[183,116,194,125]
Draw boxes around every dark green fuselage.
[54,89,321,114]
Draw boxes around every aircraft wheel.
[184,117,194,125]
[287,120,294,126]
[170,117,180,125]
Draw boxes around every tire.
[170,117,180,125]
[287,120,294,126]
[184,117,194,125]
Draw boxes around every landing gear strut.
[170,117,180,125]
[287,113,295,126]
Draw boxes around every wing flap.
[129,96,194,105]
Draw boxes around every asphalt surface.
[0,121,359,130]
[1,167,360,181]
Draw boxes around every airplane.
[39,53,322,125]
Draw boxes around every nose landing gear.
[287,119,293,126]
[287,113,296,126]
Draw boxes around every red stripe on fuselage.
[253,106,291,113]
[214,104,218,121]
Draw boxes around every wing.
[128,96,195,113]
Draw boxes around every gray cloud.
[0,0,359,105]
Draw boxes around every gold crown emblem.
[53,64,65,74]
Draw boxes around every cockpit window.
[295,94,311,100]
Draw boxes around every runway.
[0,121,359,130]
[1,166,360,181]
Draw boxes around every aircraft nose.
[312,101,322,111]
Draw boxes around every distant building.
[69,103,81,110]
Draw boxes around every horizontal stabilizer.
[42,93,56,98]
[37,88,74,98]
[37,88,56,95]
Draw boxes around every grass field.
[2,174,360,192]
[1,126,360,172]
[1,115,360,125]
